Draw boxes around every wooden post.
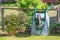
[57,7,60,22]
[1,8,4,31]
[0,0,1,4]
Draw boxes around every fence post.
[1,8,4,31]
[57,7,60,22]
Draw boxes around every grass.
[0,30,60,40]
[0,36,60,40]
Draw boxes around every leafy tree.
[17,0,47,9]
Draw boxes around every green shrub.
[49,23,56,34]
[17,0,47,9]
[50,23,60,34]
[1,4,16,7]
[17,10,29,27]
[4,11,30,35]
[4,14,20,35]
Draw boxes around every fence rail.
[0,6,57,9]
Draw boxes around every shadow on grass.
[0,33,60,37]
[0,32,31,37]
[0,34,8,37]
[15,32,31,37]
[48,33,60,36]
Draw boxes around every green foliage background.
[17,0,47,9]
[17,0,47,27]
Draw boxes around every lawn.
[0,36,60,40]
[0,30,60,40]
